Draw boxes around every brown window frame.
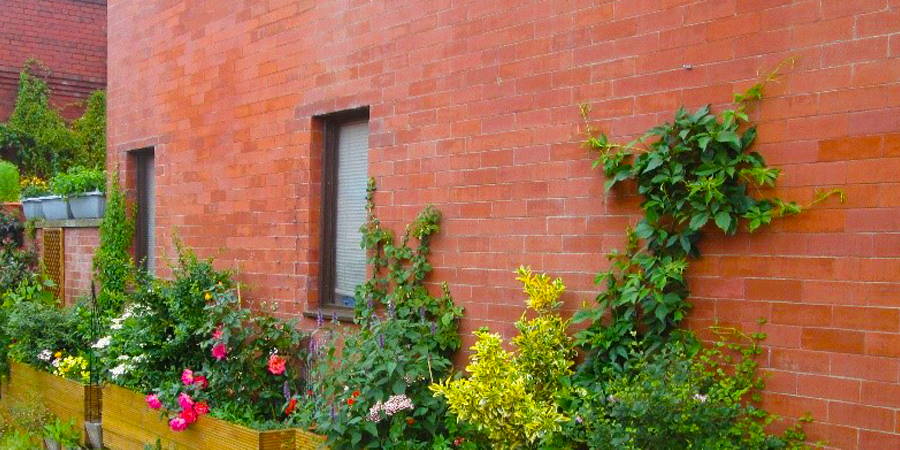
[317,107,370,309]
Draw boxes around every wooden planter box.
[3,361,101,444]
[102,384,325,450]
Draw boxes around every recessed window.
[319,108,369,307]
[134,149,156,272]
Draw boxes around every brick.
[832,307,899,332]
[802,328,865,354]
[828,402,895,432]
[796,374,860,402]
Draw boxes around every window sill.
[303,306,356,323]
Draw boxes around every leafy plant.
[5,61,76,178]
[49,166,105,198]
[92,173,134,316]
[574,63,843,372]
[0,161,20,202]
[562,328,810,449]
[431,267,574,448]
[0,208,23,247]
[42,417,82,448]
[70,90,106,170]
[295,179,464,448]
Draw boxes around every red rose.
[352,390,360,398]
[194,401,209,415]
[267,354,286,375]
[346,397,355,406]
[180,407,198,424]
[194,375,209,389]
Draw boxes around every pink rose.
[193,375,208,389]
[180,407,198,424]
[267,354,286,375]
[181,369,194,385]
[212,325,223,340]
[169,417,188,432]
[177,392,194,410]
[211,343,228,361]
[145,394,162,410]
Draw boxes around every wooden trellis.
[42,228,65,302]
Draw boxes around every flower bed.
[102,383,324,450]
[2,361,101,444]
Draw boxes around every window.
[320,108,369,307]
[134,149,156,272]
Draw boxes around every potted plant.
[49,166,106,220]
[19,175,50,220]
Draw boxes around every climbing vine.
[574,63,843,373]
[92,172,135,317]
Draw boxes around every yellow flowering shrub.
[53,355,89,383]
[431,267,575,448]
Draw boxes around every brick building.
[0,0,107,120]
[107,1,900,447]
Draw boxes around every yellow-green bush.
[431,266,575,448]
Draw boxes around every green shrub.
[5,61,76,178]
[561,330,810,449]
[71,90,106,169]
[96,246,310,429]
[431,267,574,448]
[0,161,20,202]
[295,180,464,448]
[49,166,105,198]
[42,418,81,448]
[5,301,87,377]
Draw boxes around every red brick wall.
[32,226,100,305]
[107,1,900,447]
[0,0,106,120]
[62,227,100,304]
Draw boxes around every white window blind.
[144,157,156,272]
[333,120,369,305]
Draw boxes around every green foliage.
[1,61,106,178]
[71,90,106,169]
[98,246,309,427]
[431,267,574,448]
[5,301,88,378]
[575,67,843,372]
[92,174,134,316]
[5,61,76,178]
[0,161,20,202]
[0,208,24,247]
[296,179,464,448]
[562,329,810,449]
[0,395,52,449]
[42,418,81,448]
[49,166,105,198]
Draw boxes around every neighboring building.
[0,0,106,119]
[107,1,900,447]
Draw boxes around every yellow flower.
[54,351,62,358]
[204,292,212,300]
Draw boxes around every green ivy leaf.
[714,211,733,232]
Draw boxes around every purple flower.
[330,404,337,421]
[315,311,324,328]
[331,312,338,323]
[378,333,385,348]
[283,381,291,401]
[418,307,426,320]
[430,322,437,336]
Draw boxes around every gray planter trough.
[21,198,44,220]
[68,191,106,219]
[42,196,70,220]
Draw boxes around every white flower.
[109,363,131,378]
[694,393,708,403]
[51,359,61,368]
[92,336,111,349]
[38,350,52,362]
